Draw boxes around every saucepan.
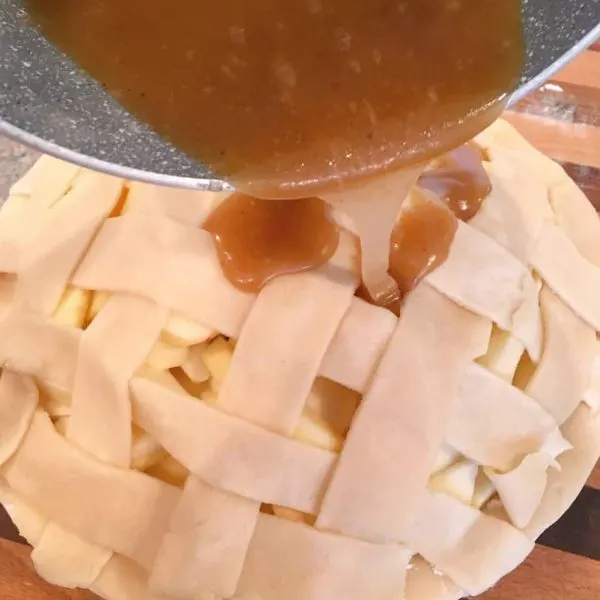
[0,0,599,192]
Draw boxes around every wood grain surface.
[1,43,600,600]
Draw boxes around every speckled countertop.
[0,135,39,200]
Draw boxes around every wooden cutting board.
[1,43,600,600]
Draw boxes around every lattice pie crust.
[1,119,600,600]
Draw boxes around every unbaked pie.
[0,119,600,600]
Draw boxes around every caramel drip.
[389,194,458,297]
[418,144,492,222]
[205,143,489,299]
[204,194,339,293]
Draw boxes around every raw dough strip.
[15,171,123,316]
[131,378,336,514]
[446,363,570,472]
[0,157,81,274]
[404,556,463,600]
[475,119,567,188]
[1,410,180,570]
[531,223,600,331]
[469,151,554,264]
[31,524,112,589]
[316,284,488,544]
[236,512,412,600]
[526,286,596,424]
[319,297,396,393]
[0,481,47,544]
[485,452,555,529]
[149,243,357,599]
[0,310,80,392]
[0,274,16,322]
[8,154,81,205]
[72,214,254,338]
[124,180,229,227]
[93,553,169,600]
[0,485,165,600]
[0,204,41,273]
[526,404,600,539]
[0,371,38,467]
[150,475,258,600]
[549,177,600,266]
[67,208,488,400]
[403,491,534,595]
[217,236,357,431]
[426,219,541,360]
[480,120,600,288]
[69,294,168,467]
[584,340,600,413]
[321,296,491,394]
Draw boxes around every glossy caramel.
[27,0,523,197]
[389,193,458,297]
[418,144,492,221]
[203,194,338,292]
[206,144,489,299]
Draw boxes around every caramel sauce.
[203,194,338,293]
[389,194,458,296]
[206,143,488,300]
[418,144,492,221]
[27,0,523,198]
[356,192,457,314]
[27,2,513,303]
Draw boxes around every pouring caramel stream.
[27,0,520,304]
[206,145,491,303]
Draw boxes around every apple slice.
[53,286,91,329]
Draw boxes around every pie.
[0,118,600,600]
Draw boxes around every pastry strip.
[125,180,227,226]
[526,287,596,424]
[0,310,80,392]
[132,377,336,513]
[531,223,600,331]
[426,220,541,359]
[2,410,179,569]
[316,284,487,543]
[150,241,357,598]
[69,294,168,467]
[526,404,600,539]
[404,491,534,595]
[237,512,412,600]
[447,363,569,471]
[486,452,555,529]
[72,214,254,337]
[319,298,396,393]
[15,172,122,315]
[0,371,38,467]
[470,151,553,263]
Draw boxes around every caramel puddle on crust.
[203,194,339,293]
[206,144,491,307]
[389,194,458,297]
[419,144,492,222]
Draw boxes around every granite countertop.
[0,135,39,200]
